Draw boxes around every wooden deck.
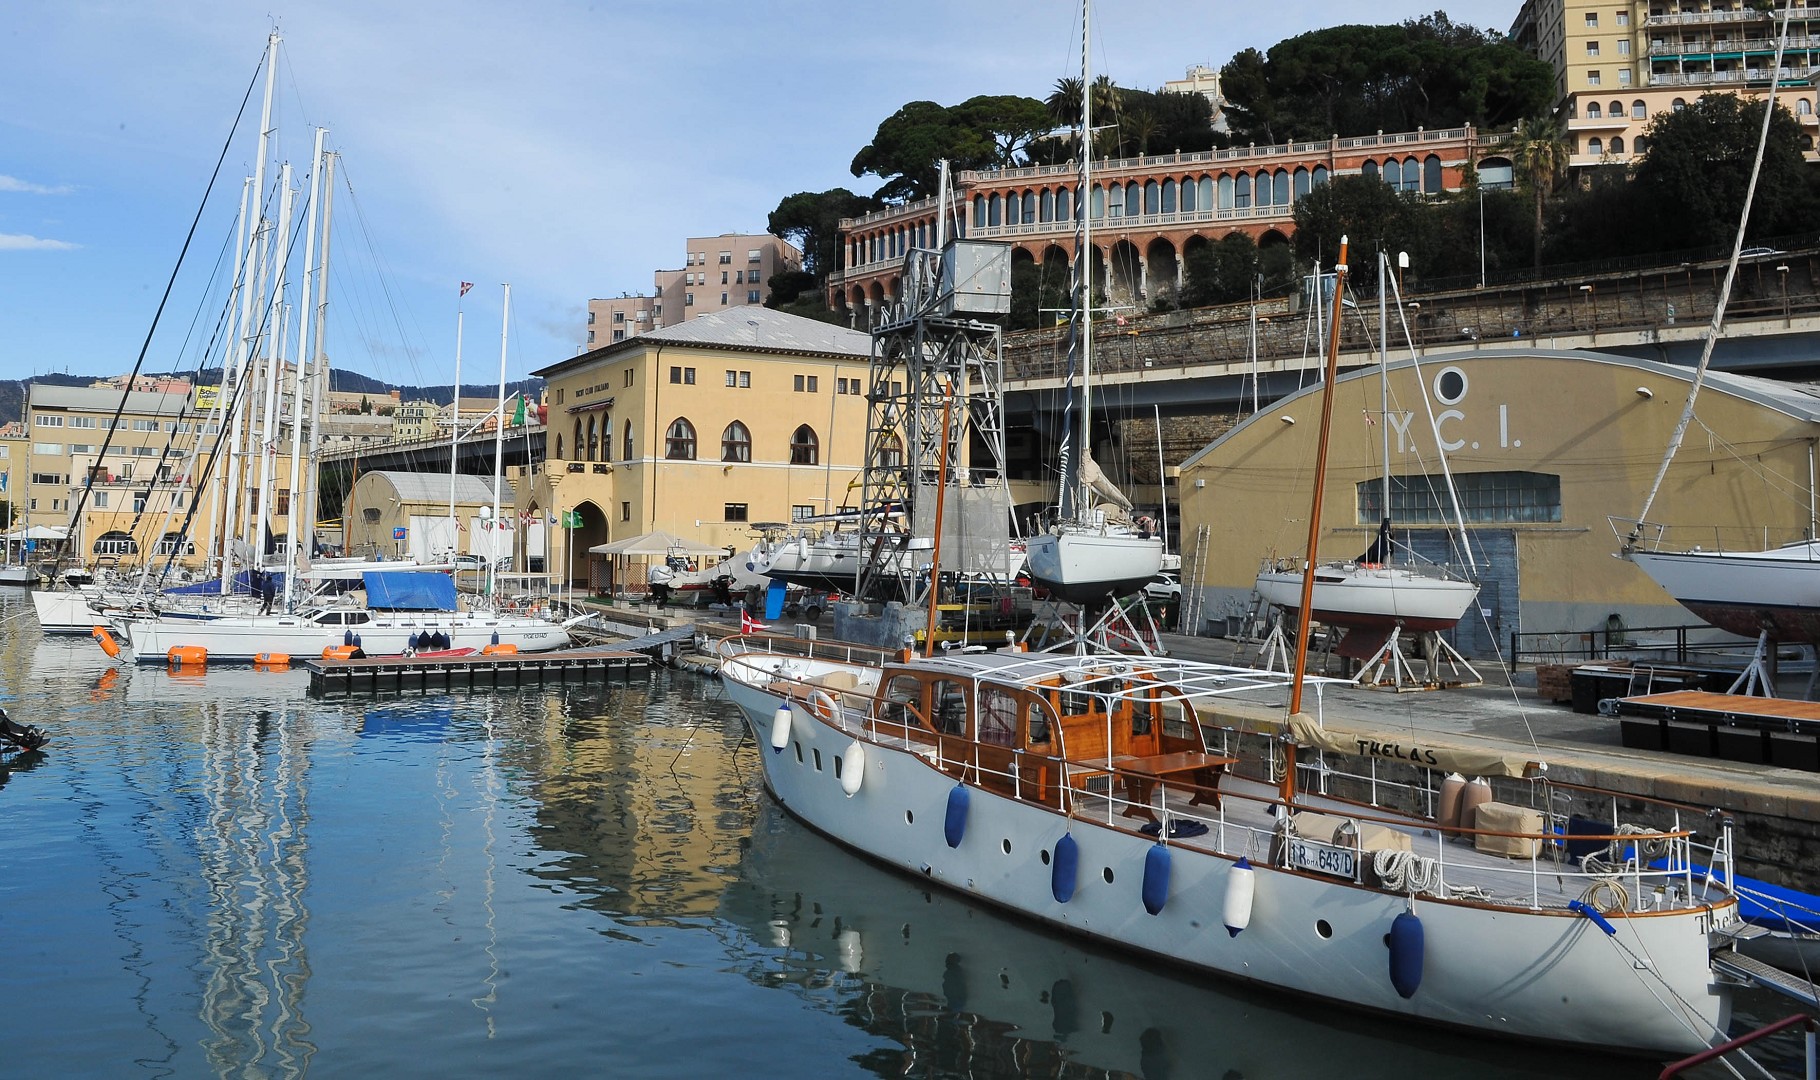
[307,646,649,695]
[1614,690,1820,771]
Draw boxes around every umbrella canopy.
[588,529,726,558]
[4,525,70,541]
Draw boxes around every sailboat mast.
[1289,237,1349,717]
[221,32,279,593]
[490,284,510,594]
[1378,253,1391,534]
[303,151,337,562]
[252,161,295,571]
[449,292,465,535]
[282,128,327,608]
[1076,0,1093,515]
[208,175,253,586]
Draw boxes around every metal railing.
[1659,1014,1816,1079]
[1506,622,1762,667]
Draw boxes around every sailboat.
[1022,4,1162,607]
[1253,252,1479,662]
[0,530,39,587]
[714,230,1744,1056]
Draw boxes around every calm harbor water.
[0,595,1796,1078]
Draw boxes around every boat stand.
[1352,625,1483,692]
[1728,629,1778,698]
[1024,599,1164,656]
[1258,611,1295,673]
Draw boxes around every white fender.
[1223,857,1256,937]
[840,741,866,796]
[769,703,793,753]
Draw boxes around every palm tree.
[1504,116,1569,268]
[1046,77,1083,129]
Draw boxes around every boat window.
[933,679,968,736]
[978,687,1018,746]
[315,611,343,625]
[884,674,924,728]
[344,611,371,625]
[1027,700,1053,745]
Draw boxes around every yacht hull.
[122,610,569,663]
[1254,565,1478,631]
[1631,546,1820,643]
[1025,531,1163,605]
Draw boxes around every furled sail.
[1079,455,1133,513]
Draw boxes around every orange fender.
[92,625,122,660]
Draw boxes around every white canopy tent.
[588,530,725,558]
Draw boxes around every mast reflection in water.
[0,626,1721,1077]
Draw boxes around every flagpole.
[490,283,509,599]
[450,282,469,553]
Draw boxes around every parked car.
[1142,572,1181,602]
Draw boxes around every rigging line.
[333,165,435,388]
[50,48,266,577]
[1634,0,1795,531]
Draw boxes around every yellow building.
[529,306,873,586]
[24,379,305,570]
[1178,349,1820,654]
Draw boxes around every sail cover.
[363,571,458,611]
[1287,713,1534,778]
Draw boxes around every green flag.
[511,394,527,426]
[562,509,583,529]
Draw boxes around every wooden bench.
[1057,717,1120,793]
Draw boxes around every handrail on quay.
[1506,622,1762,668]
[1658,1013,1816,1080]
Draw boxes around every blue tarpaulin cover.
[167,570,282,595]
[363,571,457,611]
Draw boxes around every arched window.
[1124,183,1140,217]
[1610,135,1625,154]
[1144,179,1160,214]
[987,194,1001,226]
[555,434,564,459]
[1179,177,1196,212]
[1107,182,1122,217]
[1588,136,1604,156]
[1402,156,1419,193]
[1800,98,1814,116]
[623,421,634,461]
[1586,101,1602,118]
[1383,158,1401,189]
[1635,135,1650,155]
[1273,168,1290,206]
[1040,188,1054,222]
[1055,185,1072,221]
[790,425,819,466]
[1253,170,1271,206]
[721,421,751,463]
[1199,175,1214,210]
[1361,160,1379,182]
[665,417,696,460]
[587,417,599,460]
[1631,100,1646,118]
[1160,178,1176,214]
[1423,155,1442,194]
[1216,174,1233,208]
[573,419,584,460]
[1022,191,1036,222]
[1005,191,1020,225]
[972,195,986,228]
[872,432,904,468]
[1609,100,1623,117]
[1312,165,1329,186]
[1090,184,1106,219]
[1293,167,1311,200]
[94,530,138,556]
[1235,173,1252,209]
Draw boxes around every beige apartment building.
[585,233,803,348]
[1510,0,1820,169]
[530,306,872,588]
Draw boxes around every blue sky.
[0,1,1517,392]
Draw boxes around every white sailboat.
[1023,4,1162,607]
[1254,252,1479,668]
[714,229,1743,1058]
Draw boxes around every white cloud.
[0,234,79,251]
[0,175,73,195]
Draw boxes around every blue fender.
[1388,910,1424,999]
[1052,833,1079,903]
[944,784,969,849]
[1142,842,1171,915]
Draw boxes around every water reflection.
[718,803,1656,1080]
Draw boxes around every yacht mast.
[449,284,468,542]
[220,31,279,593]
[1289,238,1349,719]
[302,151,337,567]
[1072,0,1094,519]
[490,284,510,596]
[282,128,327,609]
[251,161,294,574]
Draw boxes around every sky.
[0,0,1518,393]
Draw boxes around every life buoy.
[92,626,121,660]
[807,688,839,722]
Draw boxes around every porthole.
[1001,838,1012,855]
[833,755,843,779]
[1102,867,1115,884]
[905,810,915,825]
[794,743,803,763]
[812,748,823,771]
[1041,848,1052,865]
[1316,919,1333,939]
[1434,366,1468,405]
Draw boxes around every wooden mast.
[1283,237,1350,801]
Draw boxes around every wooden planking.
[306,647,650,695]
[1624,690,1820,723]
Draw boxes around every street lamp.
[1778,264,1791,326]
[1579,284,1595,337]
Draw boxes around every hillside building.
[586,233,803,347]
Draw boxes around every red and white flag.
[459,281,473,296]
[740,610,768,634]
